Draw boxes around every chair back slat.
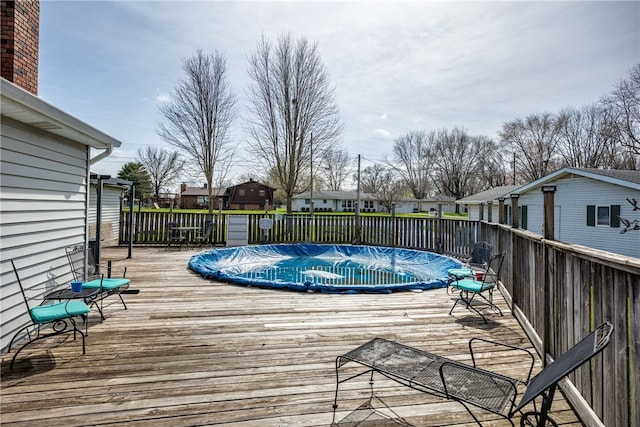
[10,260,36,323]
[482,252,504,285]
[66,244,91,281]
[470,242,493,266]
[513,322,614,413]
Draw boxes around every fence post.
[541,185,557,366]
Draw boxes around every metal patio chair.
[7,260,91,370]
[65,244,130,320]
[449,251,505,323]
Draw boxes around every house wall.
[518,175,640,258]
[0,118,88,351]
[89,184,122,244]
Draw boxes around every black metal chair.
[449,252,505,323]
[65,244,130,320]
[7,260,91,370]
[194,220,215,246]
[333,321,614,427]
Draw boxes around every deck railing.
[120,211,479,256]
[119,210,638,427]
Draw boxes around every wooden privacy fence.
[120,211,478,256]
[479,222,639,427]
[119,210,638,426]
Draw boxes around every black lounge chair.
[333,321,613,426]
[7,260,91,370]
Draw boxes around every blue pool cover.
[189,244,462,293]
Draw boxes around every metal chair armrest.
[468,337,536,384]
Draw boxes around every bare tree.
[319,147,352,191]
[135,146,185,202]
[157,49,237,213]
[359,164,404,212]
[499,113,564,183]
[601,64,640,155]
[246,33,343,213]
[430,128,496,199]
[557,105,617,168]
[391,131,434,198]
[375,168,406,213]
[359,164,387,194]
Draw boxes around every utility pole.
[308,133,314,242]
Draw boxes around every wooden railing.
[120,211,478,256]
[119,210,638,426]
[480,222,639,427]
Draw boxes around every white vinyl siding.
[521,176,639,258]
[89,184,124,243]
[0,119,89,351]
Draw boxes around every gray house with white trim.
[511,168,640,259]
[1,78,124,351]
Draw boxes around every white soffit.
[1,78,122,149]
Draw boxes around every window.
[304,199,310,204]
[519,205,528,230]
[239,189,245,196]
[364,201,374,209]
[259,190,265,197]
[597,206,610,226]
[587,205,620,228]
[341,200,355,210]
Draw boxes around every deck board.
[1,247,582,426]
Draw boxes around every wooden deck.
[1,247,582,426]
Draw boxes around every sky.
[38,1,640,187]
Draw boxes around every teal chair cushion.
[454,279,494,293]
[82,278,130,291]
[31,301,91,323]
[448,268,474,280]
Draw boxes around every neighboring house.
[1,79,124,351]
[457,185,520,221]
[511,168,639,259]
[89,174,132,245]
[179,183,226,210]
[225,179,275,210]
[291,191,456,214]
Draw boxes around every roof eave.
[1,78,123,149]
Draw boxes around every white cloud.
[155,93,170,103]
[40,1,640,178]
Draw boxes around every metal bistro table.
[43,287,102,331]
[169,226,200,248]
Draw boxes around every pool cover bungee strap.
[188,244,461,294]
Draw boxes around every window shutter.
[521,205,528,230]
[610,205,621,228]
[587,205,595,226]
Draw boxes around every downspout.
[90,144,113,165]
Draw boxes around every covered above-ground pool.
[189,244,461,293]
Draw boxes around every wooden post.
[478,202,484,221]
[542,185,556,240]
[510,194,519,229]
[541,185,556,366]
[498,197,505,224]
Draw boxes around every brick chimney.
[1,0,39,94]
